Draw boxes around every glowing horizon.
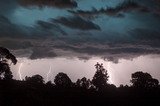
[11,55,160,86]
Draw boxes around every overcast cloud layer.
[0,0,160,63]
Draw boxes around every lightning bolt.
[18,63,23,80]
[46,65,52,82]
[107,62,114,84]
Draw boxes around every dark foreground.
[0,80,160,106]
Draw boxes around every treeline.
[0,47,160,106]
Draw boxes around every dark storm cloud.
[0,15,66,38]
[30,47,57,59]
[0,0,160,63]
[0,40,33,50]
[0,16,66,59]
[18,0,77,8]
[0,15,28,38]
[68,1,149,19]
[135,0,160,16]
[1,25,160,62]
[0,15,11,24]
[50,34,160,63]
[0,16,159,62]
[51,28,160,62]
[0,0,18,15]
[17,27,159,62]
[52,16,101,30]
[36,20,67,35]
[129,29,160,41]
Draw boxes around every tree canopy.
[25,74,44,84]
[76,77,91,89]
[54,72,72,88]
[0,47,17,65]
[131,71,159,88]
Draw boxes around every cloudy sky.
[1,0,160,86]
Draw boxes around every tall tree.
[0,47,17,80]
[92,62,109,90]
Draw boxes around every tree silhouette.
[92,62,109,90]
[0,47,17,80]
[0,47,17,65]
[25,74,44,84]
[54,72,72,88]
[76,77,91,89]
[46,81,55,87]
[131,71,159,88]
